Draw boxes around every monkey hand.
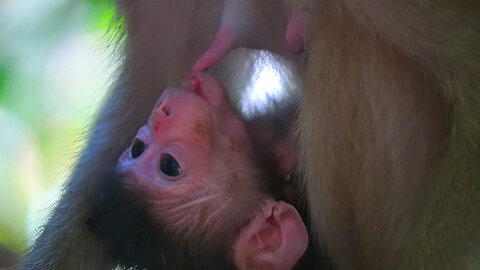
[193,27,234,71]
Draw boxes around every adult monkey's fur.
[299,1,480,269]
[22,0,480,269]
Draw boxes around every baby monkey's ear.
[233,201,308,270]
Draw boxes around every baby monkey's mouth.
[187,72,226,107]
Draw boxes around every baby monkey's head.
[89,73,307,270]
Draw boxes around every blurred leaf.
[0,65,9,99]
[0,0,116,252]
[0,110,42,252]
[86,0,111,5]
[86,0,119,32]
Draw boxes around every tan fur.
[22,0,480,269]
[298,1,480,269]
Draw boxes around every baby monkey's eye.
[160,154,182,179]
[131,139,146,159]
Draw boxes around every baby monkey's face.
[118,72,248,187]
[115,73,307,270]
[117,73,260,238]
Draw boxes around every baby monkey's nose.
[152,96,171,131]
[156,99,170,118]
[159,102,170,116]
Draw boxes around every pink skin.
[233,200,308,270]
[117,73,251,230]
[118,73,307,269]
[285,10,305,55]
[193,28,234,72]
[116,74,257,230]
[118,73,248,181]
[193,11,305,72]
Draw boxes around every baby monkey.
[88,73,307,270]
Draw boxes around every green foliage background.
[0,0,119,253]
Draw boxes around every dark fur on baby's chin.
[86,169,235,270]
